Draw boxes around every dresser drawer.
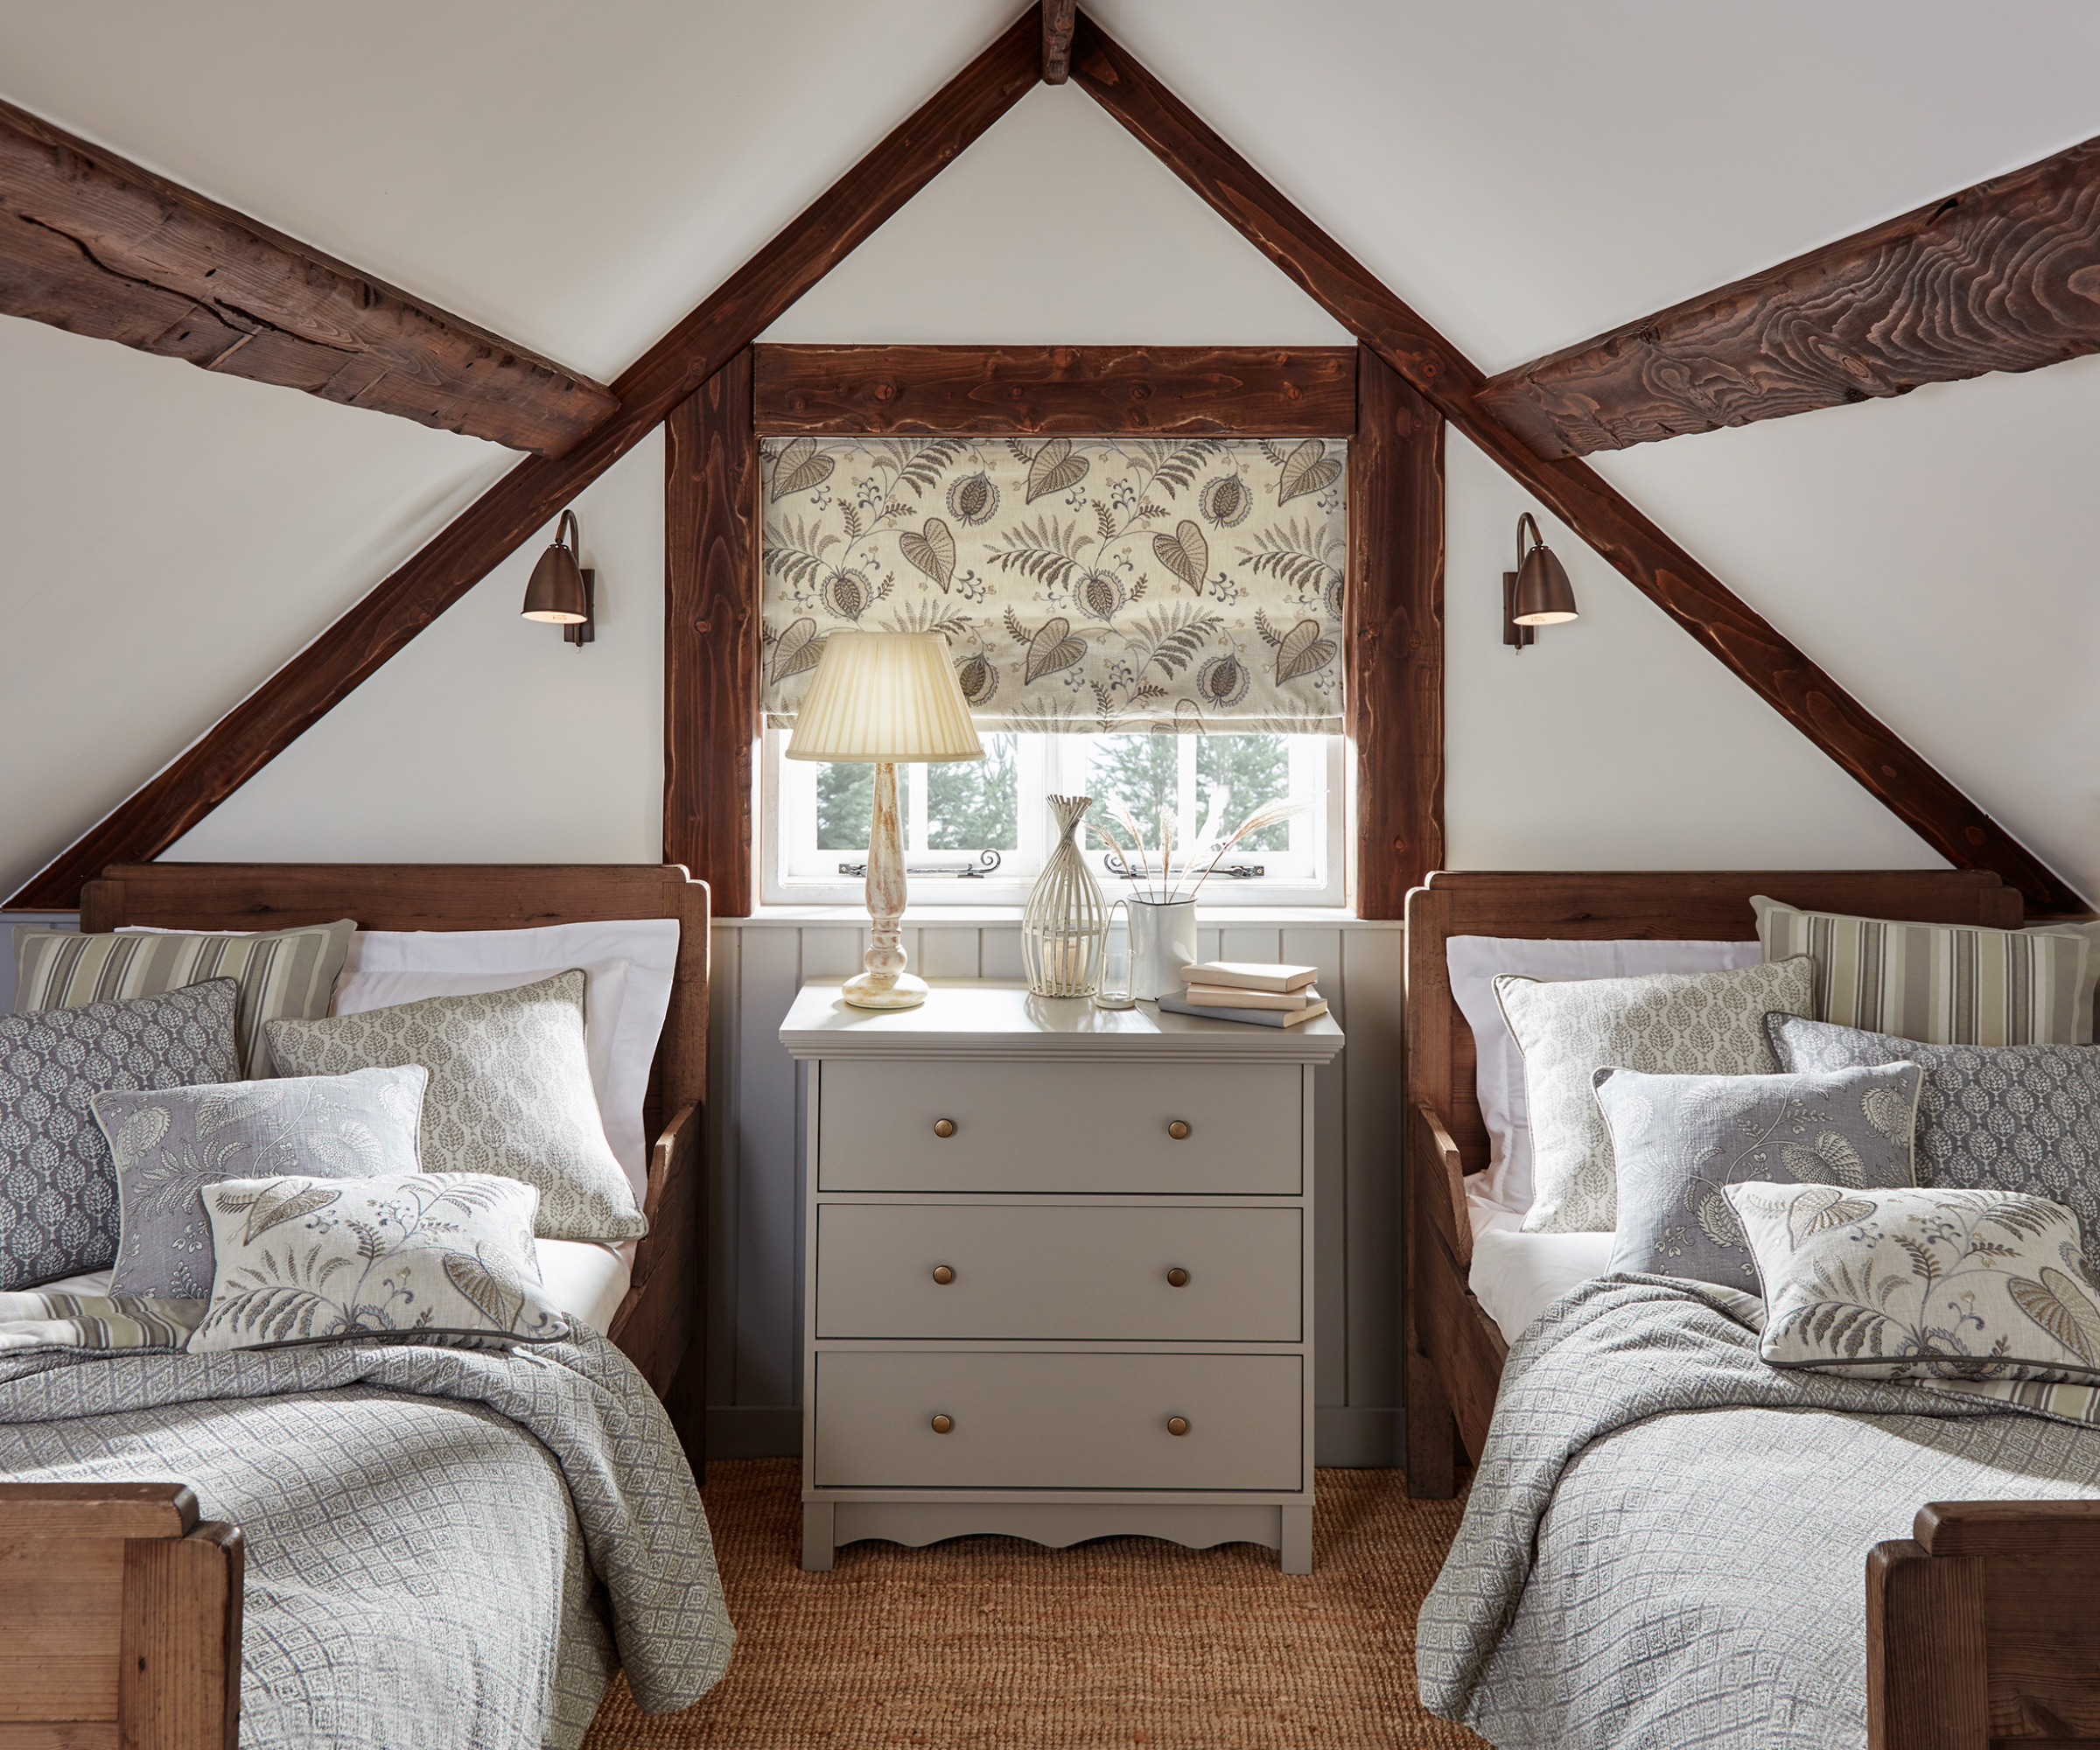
[813,1351,1302,1490]
[817,1203,1300,1340]
[816,1059,1301,1194]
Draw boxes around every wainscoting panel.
[704,914,1408,1466]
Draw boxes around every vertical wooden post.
[119,1522,244,1750]
[1348,344,1445,919]
[1866,1539,1989,1748]
[665,347,760,916]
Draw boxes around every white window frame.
[760,725,1347,908]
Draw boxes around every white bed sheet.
[1466,1197,1613,1347]
[37,1238,636,1336]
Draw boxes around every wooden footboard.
[0,1482,241,1749]
[1869,1500,2100,1746]
[607,1098,704,1473]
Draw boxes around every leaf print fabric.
[94,1065,427,1301]
[1726,1180,2100,1382]
[1599,1060,1922,1289]
[760,436,1347,732]
[190,1171,569,1352]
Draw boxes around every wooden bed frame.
[1403,867,2100,1748]
[0,861,710,1750]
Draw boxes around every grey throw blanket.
[0,1331,732,1749]
[1418,1275,2100,1749]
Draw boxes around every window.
[764,727,1345,906]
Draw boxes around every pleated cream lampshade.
[783,632,984,764]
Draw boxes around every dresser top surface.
[780,980,1346,1062]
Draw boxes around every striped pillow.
[11,920,354,1078]
[1753,896,2096,1046]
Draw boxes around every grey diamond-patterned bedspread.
[0,1331,732,1749]
[1418,1276,2100,1748]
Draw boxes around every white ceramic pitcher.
[1128,898,1199,1002]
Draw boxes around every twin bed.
[0,862,726,1750]
[1405,870,2100,1748]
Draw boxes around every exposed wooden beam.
[664,353,760,918]
[0,95,615,457]
[754,343,1356,435]
[1042,0,1077,83]
[1349,347,1444,920]
[7,10,1043,912]
[1068,10,2083,915]
[1478,134,2100,459]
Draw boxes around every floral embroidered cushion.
[189,1171,571,1352]
[93,1066,427,1301]
[1598,1061,1922,1290]
[0,978,240,1292]
[264,970,646,1242]
[1493,957,1816,1233]
[1726,1181,2100,1384]
[1766,1015,2100,1241]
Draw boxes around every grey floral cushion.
[0,979,239,1291]
[1598,1061,1922,1290]
[1767,1014,2100,1238]
[93,1065,428,1300]
[1494,957,1816,1233]
[189,1171,570,1351]
[1727,1180,2100,1383]
[263,970,645,1242]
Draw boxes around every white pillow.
[334,920,678,1200]
[1446,936,1760,1214]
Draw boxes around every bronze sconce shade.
[522,508,594,648]
[1503,511,1578,649]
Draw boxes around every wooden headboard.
[1404,870,2025,1178]
[76,863,712,1446]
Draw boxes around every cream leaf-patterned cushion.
[1494,956,1815,1233]
[263,971,645,1242]
[93,1065,427,1301]
[189,1171,570,1352]
[1726,1180,2100,1384]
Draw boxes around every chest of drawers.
[781,979,1344,1572]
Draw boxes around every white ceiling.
[1,0,2095,902]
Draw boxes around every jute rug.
[584,1458,1486,1749]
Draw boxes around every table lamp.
[785,631,984,1009]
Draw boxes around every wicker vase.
[1021,794,1110,997]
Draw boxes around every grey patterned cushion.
[93,1065,428,1300]
[1494,958,1816,1233]
[1727,1180,2100,1382]
[1599,1061,1922,1290]
[1768,1014,2100,1239]
[263,971,645,1242]
[0,979,239,1291]
[190,1171,570,1351]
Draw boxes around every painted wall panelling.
[704,916,1406,1466]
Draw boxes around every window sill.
[719,903,1401,928]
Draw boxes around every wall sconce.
[522,508,594,648]
[1503,511,1578,650]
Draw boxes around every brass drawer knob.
[933,1118,956,1138]
[1166,1267,1189,1287]
[1166,1416,1189,1437]
[931,1414,954,1435]
[1167,1120,1191,1140]
[931,1264,956,1285]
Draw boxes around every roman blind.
[760,435,1346,734]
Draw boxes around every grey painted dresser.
[780,979,1346,1572]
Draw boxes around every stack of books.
[1155,962,1328,1029]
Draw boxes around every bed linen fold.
[1418,1273,2100,1749]
[0,1329,732,1749]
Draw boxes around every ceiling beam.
[0,96,616,458]
[1477,133,2100,459]
[5,8,1043,912]
[1042,0,1076,83]
[1068,10,2082,914]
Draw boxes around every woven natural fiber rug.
[584,1458,1485,1749]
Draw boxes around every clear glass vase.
[1021,794,1110,997]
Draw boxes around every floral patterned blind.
[760,435,1347,734]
